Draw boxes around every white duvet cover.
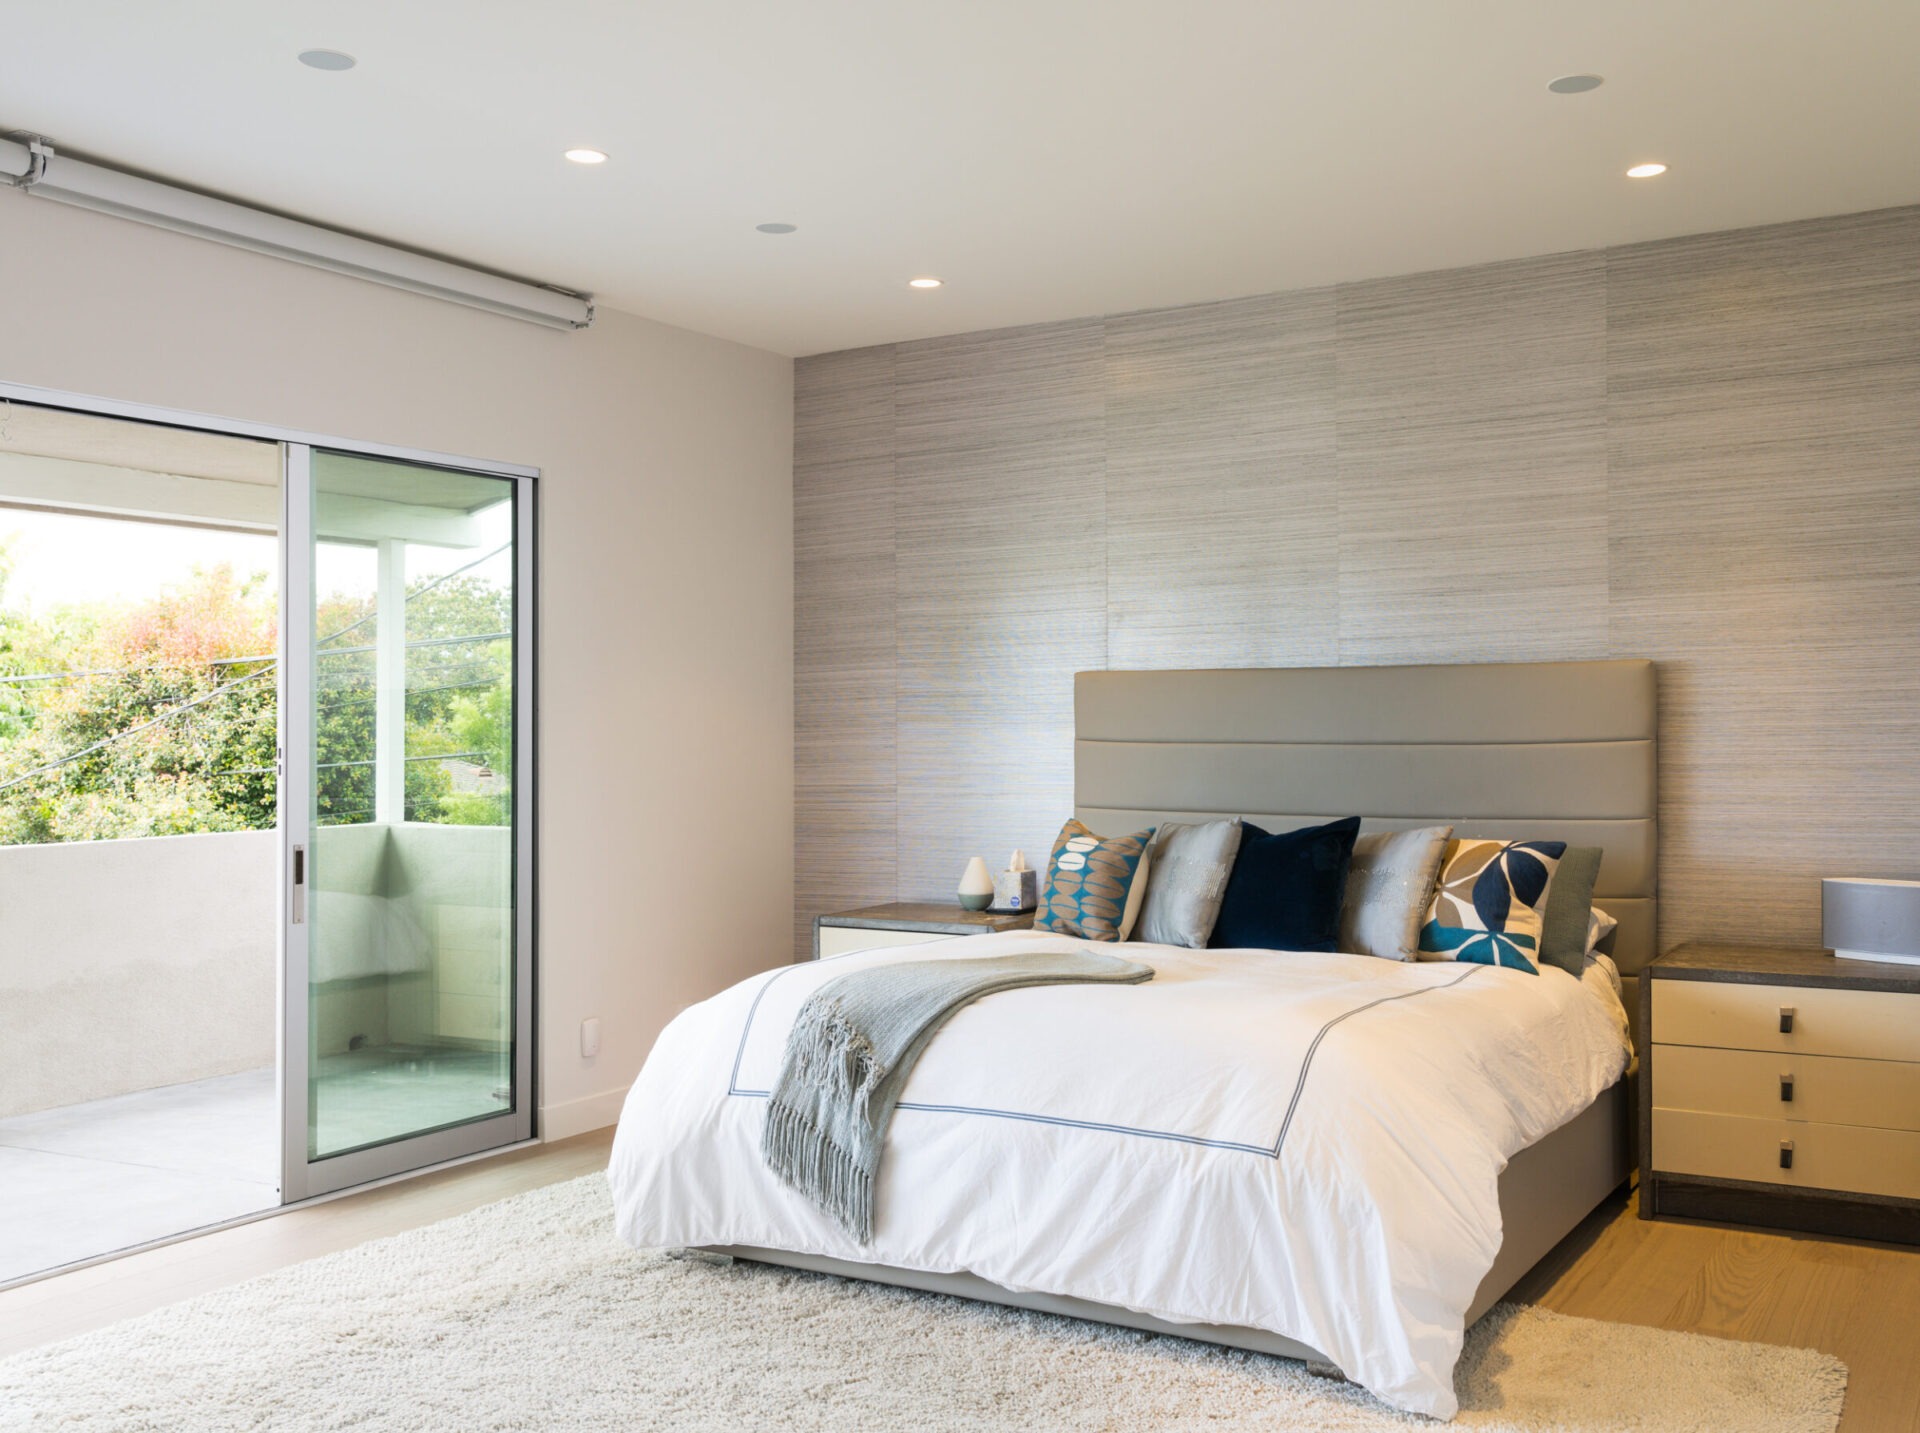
[608,930,1631,1418]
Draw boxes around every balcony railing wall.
[0,822,511,1119]
[0,829,277,1118]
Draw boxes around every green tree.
[0,549,514,846]
[0,538,80,743]
[0,564,278,844]
[399,572,511,827]
[437,673,512,826]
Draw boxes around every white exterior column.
[374,537,407,825]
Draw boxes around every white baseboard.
[539,1087,628,1142]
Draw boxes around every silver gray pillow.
[1134,820,1242,948]
[1338,825,1454,960]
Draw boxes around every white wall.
[0,190,795,1140]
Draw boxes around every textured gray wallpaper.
[792,205,1920,962]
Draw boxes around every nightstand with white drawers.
[1640,942,1920,1244]
[811,902,1034,961]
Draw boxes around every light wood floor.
[4,1136,1915,1431]
[1511,1188,1920,1433]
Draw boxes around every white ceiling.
[3,1,1917,357]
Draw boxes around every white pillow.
[1586,906,1618,953]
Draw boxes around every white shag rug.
[0,1174,1846,1432]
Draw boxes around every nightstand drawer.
[813,903,1034,960]
[1653,1044,1920,1132]
[1655,979,1920,1062]
[1653,1108,1920,1199]
[816,927,956,960]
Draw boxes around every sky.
[0,508,274,612]
[0,500,513,618]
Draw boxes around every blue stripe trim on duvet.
[726,954,1486,1160]
[726,941,885,1097]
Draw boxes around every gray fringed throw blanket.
[761,949,1154,1242]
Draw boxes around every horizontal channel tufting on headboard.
[1074,660,1658,993]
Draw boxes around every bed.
[609,659,1654,1419]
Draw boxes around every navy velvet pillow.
[1209,816,1362,953]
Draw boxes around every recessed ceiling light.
[1547,74,1603,94]
[564,148,608,165]
[1626,162,1668,178]
[298,49,356,71]
[756,222,798,234]
[908,277,943,289]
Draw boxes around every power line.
[318,630,510,659]
[312,751,490,772]
[0,665,275,795]
[317,541,511,650]
[0,538,511,684]
[316,674,506,711]
[1,631,507,686]
[222,744,506,777]
[0,655,277,685]
[0,541,513,793]
[0,668,122,686]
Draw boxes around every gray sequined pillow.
[1338,825,1453,961]
[1134,820,1243,948]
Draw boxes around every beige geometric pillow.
[1034,819,1155,943]
[1418,838,1566,973]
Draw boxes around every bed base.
[698,1079,1629,1371]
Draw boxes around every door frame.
[281,444,536,1199]
[0,381,538,1207]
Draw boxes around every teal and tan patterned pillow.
[1418,838,1567,974]
[1035,820,1155,943]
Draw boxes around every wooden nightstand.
[1640,942,1920,1245]
[812,902,1034,961]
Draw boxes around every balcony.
[0,822,510,1283]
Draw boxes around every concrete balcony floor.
[0,1068,278,1285]
[0,1049,510,1285]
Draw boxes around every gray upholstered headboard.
[1074,660,1658,986]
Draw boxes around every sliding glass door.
[0,401,283,1283]
[280,444,533,1200]
[0,383,536,1271]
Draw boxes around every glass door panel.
[282,445,531,1198]
[0,401,282,1281]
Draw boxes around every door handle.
[1780,1073,1794,1103]
[291,843,307,925]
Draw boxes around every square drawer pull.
[1780,1073,1794,1103]
[1779,1006,1796,1034]
[1779,1139,1795,1171]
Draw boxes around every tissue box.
[990,868,1037,914]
